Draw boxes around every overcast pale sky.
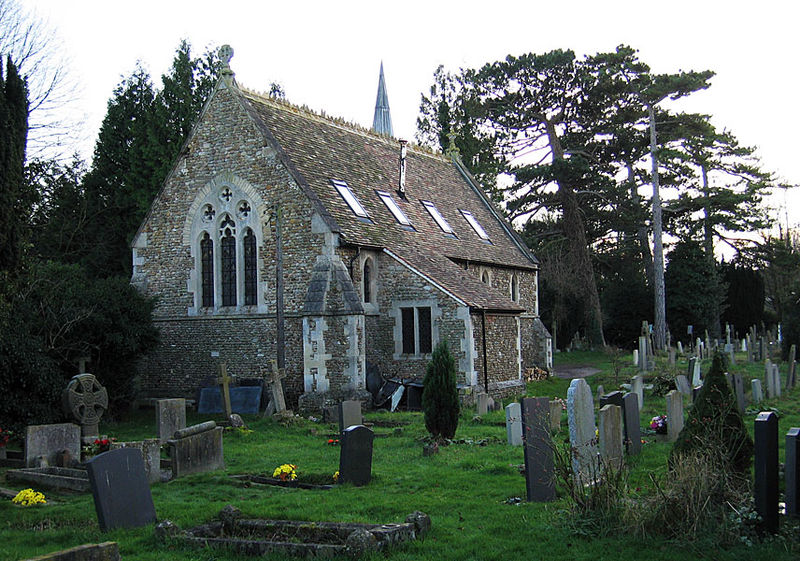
[24,0,800,230]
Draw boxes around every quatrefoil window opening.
[202,204,216,222]
[219,187,233,202]
[237,200,251,219]
[220,214,236,237]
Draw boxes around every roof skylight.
[377,190,412,226]
[331,180,369,218]
[460,210,490,240]
[422,200,454,234]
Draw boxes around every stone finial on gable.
[445,131,461,159]
[219,45,234,77]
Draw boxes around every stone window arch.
[510,273,520,303]
[480,267,492,286]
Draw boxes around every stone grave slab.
[338,400,363,432]
[754,412,779,533]
[505,402,522,446]
[598,404,623,466]
[665,390,684,442]
[86,448,156,532]
[622,392,642,455]
[6,466,90,492]
[521,397,555,501]
[156,399,186,443]
[786,427,800,518]
[167,423,224,478]
[21,541,120,561]
[197,386,262,415]
[25,423,81,468]
[110,439,162,484]
[567,378,598,486]
[339,425,374,486]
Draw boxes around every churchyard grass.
[2,351,799,560]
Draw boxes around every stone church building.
[131,47,551,411]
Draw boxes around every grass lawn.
[2,350,799,561]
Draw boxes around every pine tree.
[422,340,460,440]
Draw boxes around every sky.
[22,0,800,230]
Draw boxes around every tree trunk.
[649,105,666,350]
[628,162,654,286]
[701,163,721,339]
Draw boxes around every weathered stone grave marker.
[548,400,562,434]
[476,392,489,415]
[338,400,363,432]
[675,375,691,396]
[157,398,186,443]
[598,404,623,467]
[338,425,374,486]
[110,439,162,484]
[754,411,779,533]
[622,392,641,455]
[167,421,224,478]
[665,390,683,442]
[24,423,81,468]
[20,542,120,561]
[217,362,234,418]
[567,379,598,486]
[521,397,555,501]
[638,336,648,372]
[265,359,288,416]
[86,448,156,532]
[62,374,108,442]
[787,344,797,389]
[786,427,800,518]
[732,374,746,415]
[505,402,522,446]
[631,375,644,410]
[751,379,763,404]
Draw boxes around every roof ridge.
[239,85,445,161]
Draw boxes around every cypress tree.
[422,340,460,440]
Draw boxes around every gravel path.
[552,364,601,379]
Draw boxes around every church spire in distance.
[372,61,394,136]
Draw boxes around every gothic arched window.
[244,228,257,306]
[363,258,372,304]
[220,215,237,307]
[201,232,214,307]
[511,274,519,303]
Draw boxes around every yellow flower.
[12,488,46,506]
[333,470,339,483]
[272,463,297,481]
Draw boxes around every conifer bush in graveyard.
[422,340,460,440]
[669,351,753,475]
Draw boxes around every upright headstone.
[156,399,186,443]
[638,337,648,372]
[622,392,642,455]
[505,402,523,446]
[338,425,374,486]
[732,373,746,415]
[690,358,701,387]
[665,390,684,443]
[476,392,489,415]
[786,427,800,518]
[339,400,363,432]
[596,385,605,402]
[86,448,156,532]
[599,391,624,410]
[751,379,763,404]
[598,404,624,467]
[668,347,676,366]
[787,344,797,389]
[754,412,779,533]
[677,341,684,356]
[24,423,81,468]
[548,400,562,434]
[62,373,108,442]
[521,397,555,501]
[567,379,598,486]
[632,349,639,367]
[110,439,162,484]
[675,375,691,396]
[631,375,644,410]
[772,364,782,398]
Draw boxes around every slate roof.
[239,88,537,312]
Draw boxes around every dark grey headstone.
[167,426,224,478]
[622,392,642,455]
[754,411,779,533]
[339,425,373,486]
[197,386,262,415]
[339,400,363,432]
[786,427,800,517]
[86,448,156,532]
[521,397,555,502]
[599,391,624,409]
[25,423,81,468]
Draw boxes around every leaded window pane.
[401,307,415,354]
[201,232,214,307]
[363,260,372,303]
[418,307,432,354]
[244,228,257,306]
[221,231,237,306]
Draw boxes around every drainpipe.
[481,309,489,393]
[397,139,408,200]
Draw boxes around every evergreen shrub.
[422,340,460,440]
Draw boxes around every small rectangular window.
[400,306,433,355]
[377,190,412,226]
[460,209,490,240]
[331,179,369,218]
[401,307,415,354]
[418,307,432,354]
[421,200,454,234]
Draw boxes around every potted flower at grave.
[649,415,667,435]
[273,463,297,481]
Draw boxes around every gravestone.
[731,374,746,415]
[338,400,363,432]
[197,386,262,415]
[677,341,684,355]
[638,337,648,372]
[772,364,782,398]
[86,448,156,532]
[216,362,234,418]
[167,422,224,478]
[598,404,623,466]
[622,392,642,455]
[787,344,797,389]
[62,373,108,441]
[665,390,683,443]
[675,375,691,396]
[631,375,644,410]
[521,397,555,501]
[668,347,676,366]
[25,423,81,468]
[754,411,779,533]
[692,386,702,401]
[632,349,638,367]
[505,403,523,446]
[476,392,489,415]
[567,379,598,486]
[338,425,374,486]
[599,391,624,410]
[548,400,562,434]
[751,379,763,404]
[786,427,800,518]
[689,358,701,387]
[110,439,162,484]
[156,399,186,443]
[265,359,288,416]
[596,385,604,402]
